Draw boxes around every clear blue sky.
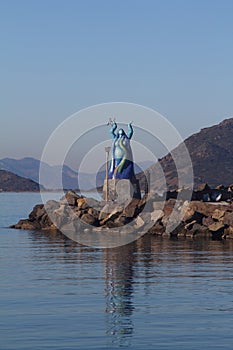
[1,0,233,165]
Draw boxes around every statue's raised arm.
[107,118,117,139]
[110,122,117,139]
[127,122,133,139]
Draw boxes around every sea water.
[0,192,233,349]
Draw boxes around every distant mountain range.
[139,117,233,191]
[2,117,233,192]
[0,157,153,191]
[0,170,42,192]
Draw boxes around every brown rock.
[85,197,104,211]
[114,214,129,226]
[29,204,45,221]
[212,209,225,221]
[77,197,87,209]
[52,205,69,228]
[75,209,86,218]
[103,220,121,228]
[223,212,233,226]
[135,215,144,228]
[202,216,214,227]
[152,201,164,210]
[197,183,211,192]
[60,191,80,206]
[223,226,233,239]
[81,213,98,226]
[208,221,225,232]
[40,213,53,228]
[192,224,212,238]
[183,206,195,222]
[99,203,123,223]
[149,221,164,235]
[87,207,99,218]
[184,220,196,230]
[12,219,38,230]
[151,209,164,222]
[189,201,228,218]
[124,198,140,218]
[44,200,60,211]
[140,197,154,212]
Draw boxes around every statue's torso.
[114,137,127,159]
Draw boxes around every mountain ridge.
[144,117,233,191]
[0,169,42,192]
[0,157,153,190]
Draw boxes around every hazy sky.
[1,0,233,168]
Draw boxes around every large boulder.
[60,190,80,206]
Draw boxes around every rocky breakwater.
[10,189,233,240]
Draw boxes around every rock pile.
[10,188,233,240]
[149,200,233,239]
[11,191,144,231]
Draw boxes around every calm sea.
[1,192,233,350]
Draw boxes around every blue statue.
[108,120,135,180]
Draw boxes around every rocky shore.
[10,185,233,240]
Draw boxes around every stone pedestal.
[102,178,141,202]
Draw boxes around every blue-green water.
[1,193,233,349]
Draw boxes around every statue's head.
[118,129,125,137]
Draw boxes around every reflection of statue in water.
[108,120,135,180]
[104,244,135,347]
